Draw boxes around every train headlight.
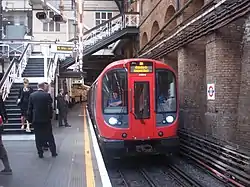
[108,117,118,125]
[166,116,174,123]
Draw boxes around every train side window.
[102,69,128,114]
[134,82,150,119]
[156,69,177,113]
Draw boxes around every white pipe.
[0,41,74,44]
[140,0,228,57]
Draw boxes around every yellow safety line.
[83,106,96,187]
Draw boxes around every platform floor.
[0,104,111,187]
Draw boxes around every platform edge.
[86,108,112,187]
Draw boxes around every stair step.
[3,129,34,134]
[22,74,44,77]
[6,108,21,113]
[25,65,44,68]
[8,117,22,123]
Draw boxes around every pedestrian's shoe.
[65,124,71,127]
[26,128,31,133]
[52,153,58,157]
[0,169,12,175]
[38,153,44,158]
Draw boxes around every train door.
[129,76,154,139]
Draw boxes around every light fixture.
[166,116,174,123]
[108,117,118,125]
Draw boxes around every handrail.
[0,43,31,101]
[47,53,59,84]
[47,53,56,76]
[68,12,139,42]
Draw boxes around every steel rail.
[168,165,203,187]
[179,130,250,187]
[118,170,130,187]
[138,168,158,187]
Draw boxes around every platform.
[0,104,111,187]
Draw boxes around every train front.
[97,59,179,157]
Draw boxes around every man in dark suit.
[28,82,57,158]
[57,89,71,127]
[0,91,12,175]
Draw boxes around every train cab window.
[102,69,128,114]
[156,69,176,112]
[134,82,150,119]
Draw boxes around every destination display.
[130,61,153,73]
[57,46,73,52]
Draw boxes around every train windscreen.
[156,69,176,113]
[102,69,128,114]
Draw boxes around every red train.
[87,58,179,158]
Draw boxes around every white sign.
[207,83,215,100]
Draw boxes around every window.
[102,69,128,114]
[95,12,113,26]
[156,69,176,112]
[43,11,60,32]
[134,82,150,119]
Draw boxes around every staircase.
[22,58,44,77]
[60,13,139,69]
[4,83,38,133]
[3,57,47,133]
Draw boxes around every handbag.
[0,116,3,134]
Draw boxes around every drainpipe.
[0,0,2,40]
[176,0,180,11]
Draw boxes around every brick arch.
[182,0,204,20]
[164,5,177,33]
[141,32,148,47]
[151,21,160,39]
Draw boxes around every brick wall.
[205,19,245,144]
[178,39,206,134]
[236,14,250,148]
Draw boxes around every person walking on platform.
[17,78,33,132]
[0,92,12,175]
[56,89,71,127]
[28,82,57,158]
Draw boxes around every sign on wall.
[207,83,215,100]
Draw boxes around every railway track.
[107,157,224,187]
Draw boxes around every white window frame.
[95,12,113,26]
[43,11,60,32]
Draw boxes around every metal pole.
[0,0,3,40]
[77,0,84,73]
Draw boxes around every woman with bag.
[17,78,33,132]
[0,91,12,175]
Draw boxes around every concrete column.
[237,16,250,148]
[178,39,206,133]
[205,19,244,143]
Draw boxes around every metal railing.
[81,13,139,49]
[47,53,59,84]
[0,43,31,101]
